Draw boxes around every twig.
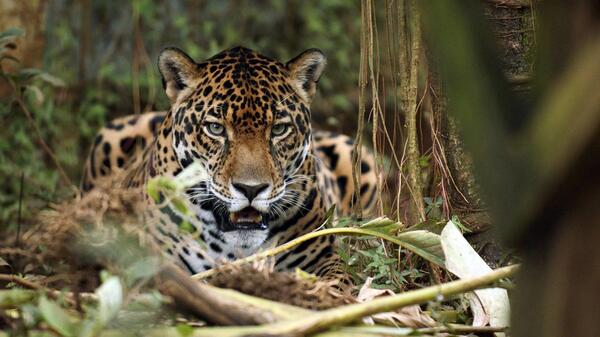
[15,172,24,248]
[416,324,508,334]
[338,324,508,335]
[0,274,43,291]
[0,248,43,263]
[0,274,94,305]
[13,96,75,190]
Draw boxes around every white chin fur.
[221,229,271,256]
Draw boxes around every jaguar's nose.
[232,182,269,201]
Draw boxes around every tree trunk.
[435,0,536,233]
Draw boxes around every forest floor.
[0,176,516,337]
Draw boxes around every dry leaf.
[441,221,510,337]
[357,277,436,328]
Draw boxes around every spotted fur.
[81,47,377,275]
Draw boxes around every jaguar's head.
[158,46,325,233]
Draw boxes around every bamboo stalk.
[256,265,517,336]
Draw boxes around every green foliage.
[1,1,362,225]
[337,217,442,291]
[359,245,425,289]
[3,266,166,336]
[339,237,429,291]
[0,28,71,225]
[424,196,443,219]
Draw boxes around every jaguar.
[81,46,377,275]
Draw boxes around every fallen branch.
[0,274,44,291]
[158,264,316,325]
[186,264,518,336]
[0,278,97,308]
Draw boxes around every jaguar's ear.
[158,47,200,103]
[286,49,326,104]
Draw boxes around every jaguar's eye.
[206,122,225,136]
[271,123,289,137]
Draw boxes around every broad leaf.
[441,221,510,335]
[0,289,36,309]
[352,227,445,266]
[96,276,123,326]
[37,72,66,87]
[394,230,445,266]
[360,216,403,234]
[124,257,161,286]
[39,296,80,337]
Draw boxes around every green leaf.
[323,204,336,228]
[171,197,189,215]
[451,215,472,233]
[37,72,66,87]
[179,220,195,234]
[20,303,40,328]
[17,68,41,80]
[395,230,445,266]
[176,324,194,337]
[24,85,44,106]
[295,268,318,282]
[0,289,36,309]
[15,68,65,87]
[408,219,448,234]
[146,178,161,203]
[343,227,445,266]
[359,216,402,234]
[39,296,79,337]
[0,27,24,42]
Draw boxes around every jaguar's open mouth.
[191,192,270,232]
[221,207,268,232]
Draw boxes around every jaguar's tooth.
[249,213,263,223]
[230,211,239,223]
